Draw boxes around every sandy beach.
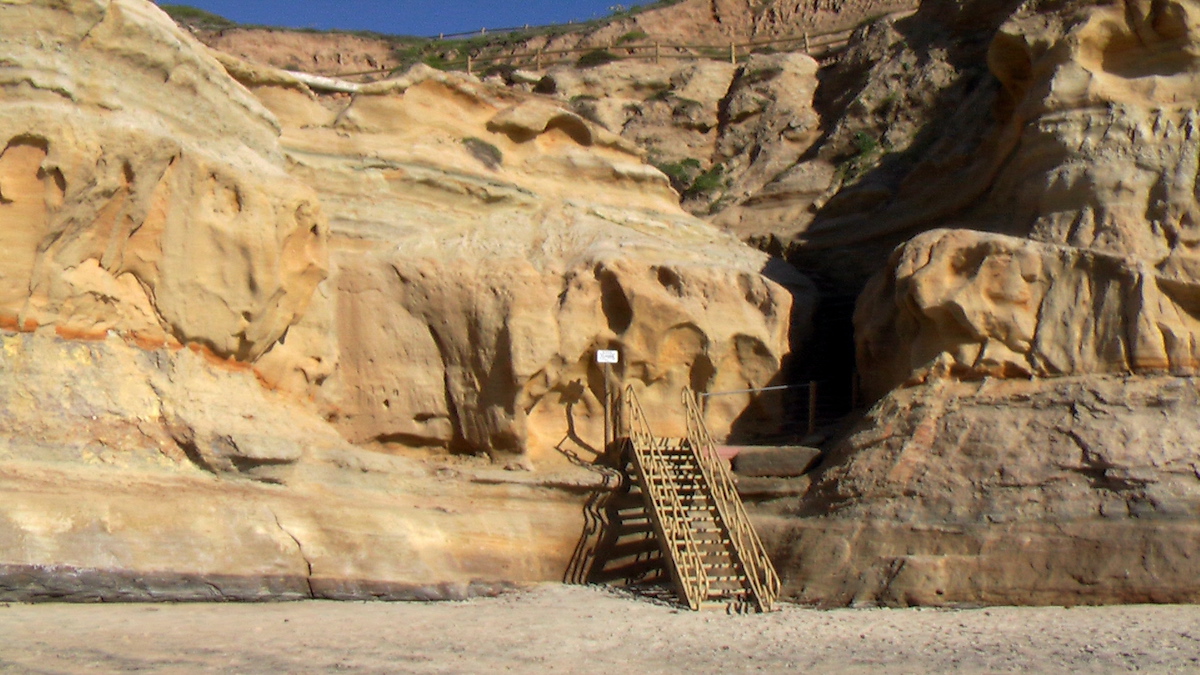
[2,584,1199,673]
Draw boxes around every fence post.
[603,363,613,450]
[536,49,543,70]
[655,42,661,64]
[467,55,473,76]
[804,31,810,53]
[730,42,736,64]
[807,381,818,436]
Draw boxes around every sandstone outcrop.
[0,0,804,601]
[856,229,1200,402]
[533,52,822,219]
[0,332,588,601]
[199,28,400,77]
[764,375,1200,607]
[229,63,807,465]
[850,0,1200,395]
[772,0,1200,606]
[497,0,919,62]
[0,0,325,363]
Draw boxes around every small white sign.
[596,349,620,364]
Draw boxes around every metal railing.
[621,385,711,611]
[682,387,781,612]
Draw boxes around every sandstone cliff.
[223,60,806,465]
[778,0,1200,606]
[0,0,325,361]
[0,0,802,600]
[528,52,822,222]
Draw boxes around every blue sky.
[157,1,658,37]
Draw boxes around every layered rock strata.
[765,375,1200,607]
[0,332,589,601]
[532,52,822,221]
[230,62,806,465]
[776,0,1200,606]
[0,0,801,600]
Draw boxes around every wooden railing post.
[807,380,818,435]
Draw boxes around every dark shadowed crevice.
[596,266,633,334]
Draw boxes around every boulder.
[766,375,1200,607]
[856,229,1200,401]
[733,446,821,478]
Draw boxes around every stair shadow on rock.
[562,439,669,593]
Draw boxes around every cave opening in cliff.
[786,271,860,443]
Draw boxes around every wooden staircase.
[619,385,781,612]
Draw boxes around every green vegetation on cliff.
[157,4,237,30]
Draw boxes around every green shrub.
[652,158,726,198]
[837,132,886,182]
[654,157,702,185]
[576,49,620,68]
[853,131,880,155]
[686,164,725,196]
[158,4,237,29]
[616,30,648,45]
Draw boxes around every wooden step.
[621,389,779,612]
[616,516,654,532]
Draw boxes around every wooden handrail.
[682,387,781,612]
[622,385,711,610]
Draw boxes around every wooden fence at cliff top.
[321,16,892,83]
[451,25,858,74]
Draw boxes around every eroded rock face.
[782,0,1200,606]
[536,53,822,221]
[228,64,807,464]
[764,375,1200,607]
[856,229,1200,401]
[0,0,644,600]
[984,0,1200,260]
[0,332,589,601]
[0,0,326,363]
[853,1,1200,397]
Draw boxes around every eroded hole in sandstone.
[544,115,593,146]
[655,266,685,295]
[689,354,715,393]
[596,266,633,334]
[0,135,50,205]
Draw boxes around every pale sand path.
[2,584,1199,673]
